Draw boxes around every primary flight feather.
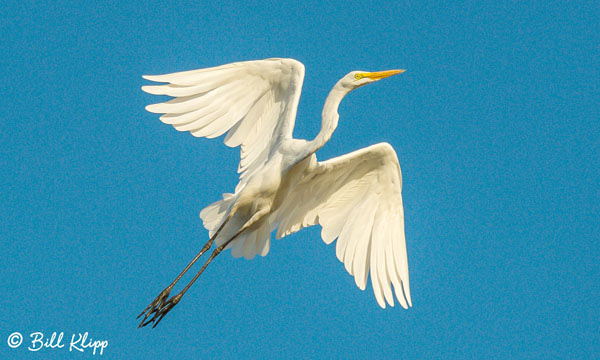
[138,58,411,328]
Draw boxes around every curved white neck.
[304,84,350,155]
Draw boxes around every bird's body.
[138,58,412,327]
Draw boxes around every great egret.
[138,58,411,328]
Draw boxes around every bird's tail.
[199,193,271,260]
[199,193,236,238]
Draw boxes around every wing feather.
[143,64,242,86]
[143,58,305,184]
[224,90,271,147]
[160,103,221,125]
[230,234,247,258]
[243,232,257,260]
[275,143,411,308]
[352,197,377,289]
[255,223,270,256]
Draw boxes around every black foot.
[137,287,181,328]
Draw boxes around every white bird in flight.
[138,58,411,328]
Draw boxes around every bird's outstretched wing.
[142,58,305,184]
[274,143,411,309]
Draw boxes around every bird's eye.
[354,73,363,80]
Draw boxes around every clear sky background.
[1,0,598,359]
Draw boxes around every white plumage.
[138,58,411,328]
[143,59,302,187]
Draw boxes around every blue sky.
[1,0,598,358]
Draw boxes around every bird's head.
[338,69,406,91]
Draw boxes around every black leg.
[139,227,244,328]
[137,218,230,328]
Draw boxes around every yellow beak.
[363,69,405,80]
